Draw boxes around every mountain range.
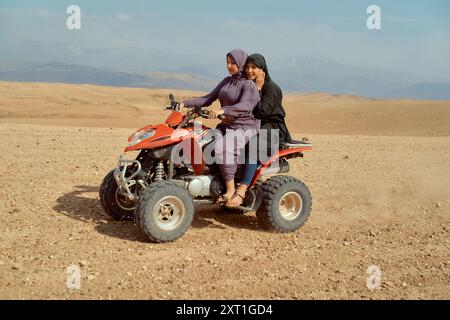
[0,48,449,99]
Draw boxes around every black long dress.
[247,53,292,156]
[247,54,292,151]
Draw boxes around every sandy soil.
[0,81,449,299]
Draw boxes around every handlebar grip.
[217,114,225,120]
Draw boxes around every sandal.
[225,192,245,208]
[214,194,229,205]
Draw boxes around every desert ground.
[0,81,449,299]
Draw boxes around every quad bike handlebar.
[165,94,226,121]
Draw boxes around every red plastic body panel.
[250,146,312,186]
[165,111,185,127]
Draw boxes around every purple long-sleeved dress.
[183,49,260,182]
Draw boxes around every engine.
[183,175,216,197]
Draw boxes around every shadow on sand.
[53,185,263,243]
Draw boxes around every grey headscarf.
[227,49,248,81]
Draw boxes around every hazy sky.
[1,0,449,79]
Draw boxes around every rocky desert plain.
[0,80,449,299]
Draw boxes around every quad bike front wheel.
[99,170,135,221]
[135,181,195,243]
[256,175,312,232]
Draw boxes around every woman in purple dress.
[182,49,260,205]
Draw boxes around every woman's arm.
[183,77,228,108]
[224,81,260,117]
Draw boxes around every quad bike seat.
[280,138,313,148]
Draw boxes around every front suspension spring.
[154,161,164,181]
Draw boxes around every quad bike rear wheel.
[135,181,195,243]
[256,175,312,232]
[99,170,135,221]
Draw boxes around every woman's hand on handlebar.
[221,114,236,125]
[205,109,235,124]
[204,109,224,118]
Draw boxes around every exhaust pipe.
[261,159,289,175]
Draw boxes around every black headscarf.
[246,53,271,84]
[246,53,292,144]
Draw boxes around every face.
[245,62,261,80]
[226,55,239,75]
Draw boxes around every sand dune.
[0,81,449,299]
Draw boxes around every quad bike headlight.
[128,129,155,147]
[128,130,144,142]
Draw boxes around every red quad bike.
[99,94,313,243]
